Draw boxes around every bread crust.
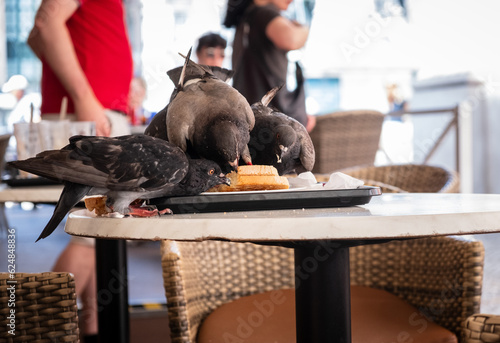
[84,196,110,216]
[236,165,279,176]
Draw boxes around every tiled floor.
[1,203,499,341]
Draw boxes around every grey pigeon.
[146,49,255,172]
[144,104,169,141]
[145,64,234,141]
[8,135,229,241]
[249,86,315,175]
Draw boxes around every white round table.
[65,193,500,343]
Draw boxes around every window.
[5,0,41,90]
[374,0,407,19]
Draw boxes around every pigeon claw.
[128,204,172,217]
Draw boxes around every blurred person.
[386,83,407,113]
[127,76,152,126]
[196,32,227,67]
[224,0,316,132]
[1,75,28,103]
[0,75,41,128]
[28,0,132,137]
[27,1,133,342]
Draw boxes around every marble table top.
[65,193,500,242]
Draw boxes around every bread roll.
[208,165,289,192]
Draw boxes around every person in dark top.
[224,0,316,132]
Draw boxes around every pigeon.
[144,61,235,141]
[248,86,315,175]
[145,49,255,172]
[144,104,169,141]
[8,134,229,241]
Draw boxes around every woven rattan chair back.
[161,236,483,342]
[0,272,80,342]
[309,110,385,174]
[339,164,460,193]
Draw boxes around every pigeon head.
[205,119,250,173]
[275,125,297,154]
[181,158,230,195]
[250,101,272,118]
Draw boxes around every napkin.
[323,172,364,189]
[287,171,322,189]
[288,171,364,190]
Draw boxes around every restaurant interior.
[1,0,500,342]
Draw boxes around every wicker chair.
[161,236,498,343]
[337,163,460,193]
[309,110,385,174]
[0,272,80,342]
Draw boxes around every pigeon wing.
[69,135,189,191]
[280,114,316,172]
[296,129,315,172]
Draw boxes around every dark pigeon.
[145,49,255,172]
[249,86,315,175]
[8,135,229,241]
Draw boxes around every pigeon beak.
[220,173,231,186]
[229,158,238,171]
[279,145,288,152]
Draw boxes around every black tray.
[2,176,61,187]
[149,186,381,214]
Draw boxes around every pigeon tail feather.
[36,182,91,241]
[8,158,108,187]
[261,85,284,107]
[178,47,193,90]
[178,51,212,76]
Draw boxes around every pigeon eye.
[209,169,215,175]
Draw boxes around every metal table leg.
[95,239,130,343]
[294,241,351,343]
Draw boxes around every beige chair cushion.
[198,286,457,343]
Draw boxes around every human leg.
[52,238,97,336]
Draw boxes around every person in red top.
[28,1,133,342]
[28,0,132,137]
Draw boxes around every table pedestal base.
[95,239,130,343]
[294,242,351,343]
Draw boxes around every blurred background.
[1,0,500,194]
[2,0,500,322]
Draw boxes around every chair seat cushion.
[198,286,457,343]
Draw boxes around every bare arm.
[265,17,309,51]
[27,0,111,136]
